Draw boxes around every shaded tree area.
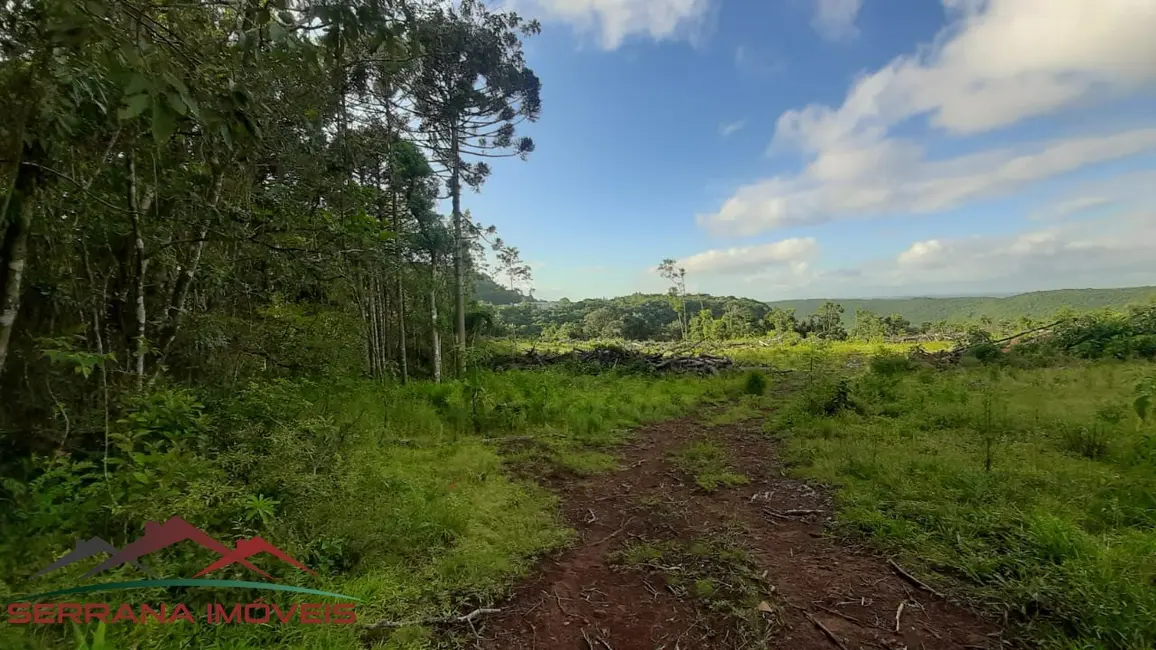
[0,0,540,452]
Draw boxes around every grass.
[2,368,746,650]
[772,358,1156,649]
[671,440,750,492]
[612,529,778,645]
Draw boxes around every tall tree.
[657,259,688,340]
[412,0,542,376]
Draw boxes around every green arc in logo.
[17,579,360,602]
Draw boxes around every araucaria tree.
[411,0,542,375]
[657,259,688,339]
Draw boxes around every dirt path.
[480,406,1005,650]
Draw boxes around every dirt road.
[480,406,1006,649]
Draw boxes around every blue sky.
[460,0,1156,301]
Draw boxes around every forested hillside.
[767,286,1156,326]
[491,287,1156,342]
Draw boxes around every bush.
[742,371,767,396]
[972,343,1004,364]
[868,349,913,376]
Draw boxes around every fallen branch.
[895,601,905,633]
[813,603,862,626]
[889,559,945,599]
[804,611,851,650]
[367,607,499,629]
[590,516,634,547]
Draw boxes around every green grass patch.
[612,531,778,645]
[774,358,1156,649]
[671,440,750,492]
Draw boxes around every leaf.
[162,71,188,96]
[152,99,177,144]
[117,93,150,120]
[124,74,149,95]
[1136,395,1152,422]
[92,621,107,650]
[71,622,89,650]
[166,91,188,116]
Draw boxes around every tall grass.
[774,358,1156,649]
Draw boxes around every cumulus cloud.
[699,128,1156,235]
[719,120,747,137]
[514,0,710,49]
[811,0,862,42]
[879,213,1156,289]
[699,0,1156,237]
[681,238,818,275]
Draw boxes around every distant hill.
[473,272,527,305]
[766,287,1156,326]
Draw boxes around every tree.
[853,309,886,342]
[494,240,532,294]
[412,0,542,376]
[812,302,847,340]
[657,259,687,340]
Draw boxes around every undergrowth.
[1,369,741,650]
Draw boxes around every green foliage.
[742,371,767,396]
[70,623,107,650]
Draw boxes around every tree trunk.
[430,262,441,383]
[0,166,34,378]
[392,189,408,384]
[158,169,224,358]
[450,126,466,377]
[127,155,148,389]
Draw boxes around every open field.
[775,356,1156,648]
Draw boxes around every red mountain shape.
[193,536,316,578]
[83,517,270,579]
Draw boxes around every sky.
[458,0,1156,302]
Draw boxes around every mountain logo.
[17,516,355,602]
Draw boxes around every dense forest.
[489,286,1156,343]
[0,0,545,427]
[0,1,556,646]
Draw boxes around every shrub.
[972,343,1004,364]
[868,349,913,376]
[742,371,767,396]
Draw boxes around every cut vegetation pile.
[491,344,737,375]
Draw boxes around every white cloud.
[700,0,1156,237]
[720,119,747,137]
[811,0,862,42]
[515,0,711,49]
[1030,196,1114,221]
[754,211,1156,298]
[699,127,1156,236]
[681,238,817,275]
[879,213,1156,289]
